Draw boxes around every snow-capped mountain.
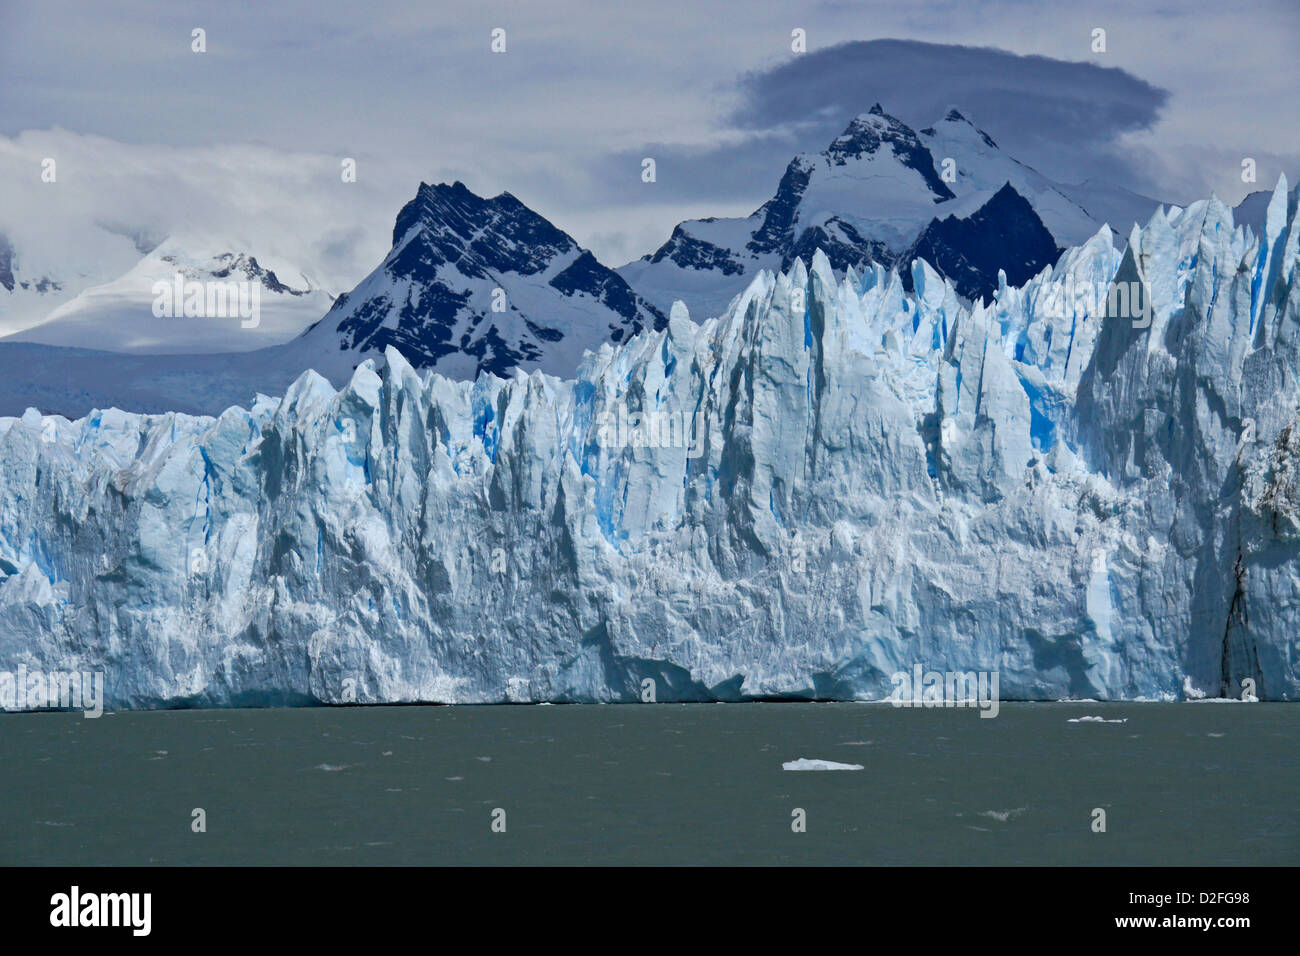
[290,181,667,382]
[914,109,1145,247]
[2,177,1296,708]
[0,228,142,337]
[619,105,1160,319]
[5,235,334,354]
[0,234,63,301]
[0,107,1162,405]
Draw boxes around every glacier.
[1,177,1298,708]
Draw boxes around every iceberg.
[1,179,1298,708]
[783,759,865,771]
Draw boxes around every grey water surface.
[1,702,1294,865]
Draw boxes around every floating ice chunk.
[782,758,864,771]
[979,808,1027,822]
[1067,716,1128,723]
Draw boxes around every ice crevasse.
[1,178,1298,707]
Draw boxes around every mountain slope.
[292,182,666,381]
[5,236,333,353]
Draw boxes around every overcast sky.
[1,0,1297,283]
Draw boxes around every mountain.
[290,181,666,382]
[0,107,1165,410]
[913,110,1161,246]
[1233,189,1275,235]
[903,182,1061,302]
[2,177,1296,707]
[618,104,955,321]
[4,235,334,353]
[0,228,142,337]
[0,182,671,417]
[618,105,1161,320]
[0,233,72,327]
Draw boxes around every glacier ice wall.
[2,179,1298,706]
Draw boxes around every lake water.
[1,702,1294,865]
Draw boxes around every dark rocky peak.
[389,181,576,279]
[0,235,14,293]
[904,182,1061,302]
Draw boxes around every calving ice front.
[151,272,260,328]
[889,664,999,717]
[0,179,1298,707]
[49,887,150,936]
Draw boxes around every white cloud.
[0,128,397,292]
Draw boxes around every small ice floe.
[381,750,393,756]
[978,807,1028,823]
[1067,716,1127,723]
[475,756,492,762]
[1207,732,1226,738]
[782,758,864,771]
[445,775,463,781]
[315,763,350,772]
[840,740,873,746]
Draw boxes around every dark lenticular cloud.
[736,40,1168,177]
[604,39,1170,209]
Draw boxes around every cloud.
[0,129,398,296]
[1,4,1294,279]
[738,39,1168,180]
[592,39,1173,216]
